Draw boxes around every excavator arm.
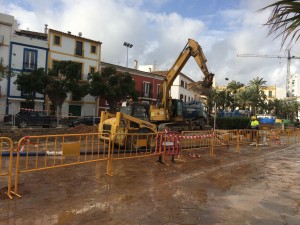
[161,38,214,109]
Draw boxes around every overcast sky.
[1,0,300,91]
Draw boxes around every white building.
[7,29,48,115]
[288,74,300,97]
[47,29,102,116]
[169,72,196,102]
[0,13,18,119]
[138,66,196,102]
[0,12,103,119]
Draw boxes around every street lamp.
[225,78,229,110]
[123,42,133,71]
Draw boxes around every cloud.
[1,0,298,91]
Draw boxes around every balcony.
[74,48,84,57]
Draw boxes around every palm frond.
[259,0,300,50]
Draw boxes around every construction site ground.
[0,127,300,225]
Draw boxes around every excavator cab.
[170,99,184,121]
[120,103,150,121]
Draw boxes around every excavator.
[99,38,214,148]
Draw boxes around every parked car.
[14,110,58,128]
[68,117,100,127]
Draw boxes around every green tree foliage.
[14,68,49,107]
[14,61,89,115]
[47,61,89,115]
[235,88,253,110]
[248,77,267,114]
[0,64,15,81]
[226,80,244,111]
[259,0,300,50]
[88,66,138,113]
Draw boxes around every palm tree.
[248,77,267,114]
[235,88,253,110]
[227,80,244,94]
[259,0,300,50]
[227,80,244,110]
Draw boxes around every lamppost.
[225,78,229,110]
[123,42,133,71]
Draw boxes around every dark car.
[15,110,58,128]
[68,117,100,127]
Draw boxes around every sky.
[1,0,299,94]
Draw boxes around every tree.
[0,64,15,81]
[259,0,300,50]
[226,80,244,110]
[248,77,267,114]
[227,80,244,94]
[235,88,253,110]
[88,66,138,113]
[47,61,89,115]
[14,68,49,108]
[14,61,89,115]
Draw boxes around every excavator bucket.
[187,81,212,96]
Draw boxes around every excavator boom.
[161,38,214,109]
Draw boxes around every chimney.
[78,32,82,37]
[44,24,48,34]
[134,60,138,69]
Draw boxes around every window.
[143,82,150,97]
[180,94,183,100]
[157,84,161,94]
[75,41,84,56]
[23,49,37,70]
[185,82,187,89]
[181,80,184,87]
[268,91,272,98]
[54,35,61,46]
[69,105,81,116]
[91,45,97,54]
[90,66,96,74]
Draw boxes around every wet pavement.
[1,143,300,225]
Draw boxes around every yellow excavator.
[99,38,214,147]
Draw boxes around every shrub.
[209,117,251,130]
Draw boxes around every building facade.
[1,12,198,120]
[0,13,18,119]
[152,71,196,103]
[47,29,102,117]
[261,85,277,101]
[7,29,48,115]
[99,62,164,111]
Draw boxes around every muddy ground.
[0,128,300,225]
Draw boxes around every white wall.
[49,30,101,116]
